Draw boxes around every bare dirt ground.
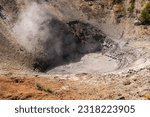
[0,68,150,100]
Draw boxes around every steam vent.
[0,0,150,99]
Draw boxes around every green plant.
[128,0,135,13]
[5,72,13,77]
[45,88,53,93]
[35,83,53,93]
[140,2,150,24]
[36,83,44,91]
[141,0,145,7]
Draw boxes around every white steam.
[13,2,58,54]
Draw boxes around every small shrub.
[35,83,53,93]
[128,0,135,13]
[5,72,13,77]
[44,88,53,94]
[141,0,145,7]
[140,2,150,24]
[36,83,44,91]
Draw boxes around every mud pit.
[31,20,121,74]
[0,1,134,74]
[0,1,146,75]
[13,14,121,73]
[48,53,118,74]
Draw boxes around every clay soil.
[0,70,150,100]
[0,74,112,100]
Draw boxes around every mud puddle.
[47,53,118,74]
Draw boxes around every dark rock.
[117,96,126,100]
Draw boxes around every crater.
[30,19,121,74]
[1,1,138,74]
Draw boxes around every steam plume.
[13,2,59,54]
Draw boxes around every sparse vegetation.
[46,88,53,93]
[5,72,13,77]
[36,83,44,91]
[128,0,135,13]
[36,83,53,93]
[140,2,150,24]
[141,0,145,7]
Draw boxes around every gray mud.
[48,53,118,74]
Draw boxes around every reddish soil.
[0,74,114,100]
